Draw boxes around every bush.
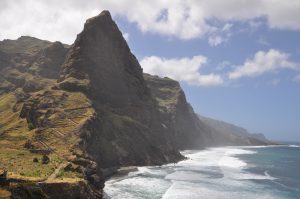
[28,122,35,130]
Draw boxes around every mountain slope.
[144,74,273,148]
[58,11,182,169]
[198,114,274,145]
[144,74,214,149]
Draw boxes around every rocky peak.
[59,10,148,112]
[33,41,69,79]
[58,11,183,168]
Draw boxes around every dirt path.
[47,162,68,180]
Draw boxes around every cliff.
[198,115,274,146]
[0,11,182,198]
[144,74,273,147]
[0,10,272,199]
[144,74,214,149]
[58,11,182,169]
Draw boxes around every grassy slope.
[0,90,94,181]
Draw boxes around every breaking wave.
[104,146,290,199]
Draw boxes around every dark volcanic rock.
[59,10,183,168]
[59,11,148,110]
[144,74,214,149]
[144,74,273,148]
[32,41,69,79]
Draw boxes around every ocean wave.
[105,147,285,199]
[218,156,247,168]
[289,145,300,148]
[162,181,281,199]
[217,148,255,169]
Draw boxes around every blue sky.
[1,0,299,141]
[116,16,300,141]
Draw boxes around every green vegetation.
[28,122,35,130]
[56,169,82,179]
[0,148,63,178]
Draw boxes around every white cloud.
[122,32,130,42]
[208,35,223,46]
[140,55,223,86]
[228,49,298,79]
[1,0,300,44]
[208,23,233,46]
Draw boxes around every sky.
[0,0,300,141]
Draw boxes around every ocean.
[104,145,300,199]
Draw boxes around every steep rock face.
[0,36,68,94]
[31,41,69,79]
[144,74,214,149]
[144,74,273,148]
[198,115,274,145]
[59,11,182,168]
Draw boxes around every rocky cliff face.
[58,11,182,169]
[144,74,273,147]
[198,115,274,146]
[144,74,214,149]
[0,10,273,199]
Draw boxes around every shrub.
[28,122,35,130]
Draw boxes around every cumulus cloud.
[208,23,233,46]
[228,49,298,79]
[0,0,300,43]
[140,55,223,86]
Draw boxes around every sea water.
[104,145,300,199]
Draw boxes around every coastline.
[103,144,300,199]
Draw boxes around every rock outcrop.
[58,11,183,169]
[144,74,214,149]
[145,74,273,147]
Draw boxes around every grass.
[0,85,94,181]
[0,148,63,179]
[0,93,32,148]
[56,169,82,179]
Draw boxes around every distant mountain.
[198,114,274,146]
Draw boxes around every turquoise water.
[104,145,300,199]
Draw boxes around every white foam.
[162,181,281,199]
[225,148,256,155]
[243,145,287,148]
[105,147,281,199]
[217,148,255,169]
[165,170,207,182]
[289,145,300,148]
[226,170,277,181]
[218,156,247,168]
[105,176,171,199]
